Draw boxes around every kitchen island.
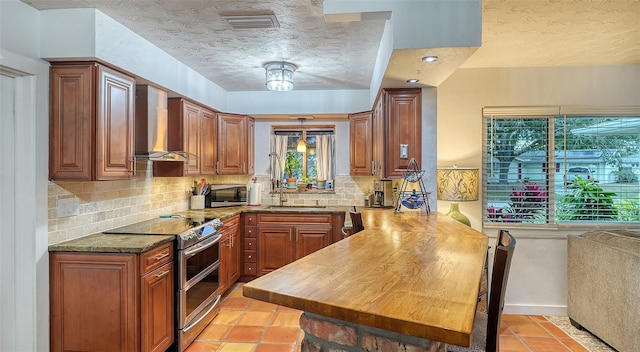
[242,209,489,351]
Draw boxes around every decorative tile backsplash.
[252,175,376,207]
[47,161,378,244]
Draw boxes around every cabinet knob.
[248,242,252,246]
[248,267,252,271]
[248,255,252,259]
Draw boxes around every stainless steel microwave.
[205,185,247,208]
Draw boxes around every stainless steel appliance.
[105,216,223,351]
[135,85,190,161]
[374,179,394,207]
[206,184,247,208]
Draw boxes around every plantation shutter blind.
[483,111,552,225]
[483,106,640,227]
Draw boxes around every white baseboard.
[504,303,567,316]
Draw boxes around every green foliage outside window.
[556,177,618,221]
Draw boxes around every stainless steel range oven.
[105,216,223,351]
[175,219,222,350]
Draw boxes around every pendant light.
[296,118,307,152]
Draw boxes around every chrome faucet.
[269,152,287,206]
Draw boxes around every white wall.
[228,90,371,116]
[1,2,50,350]
[422,87,438,212]
[438,64,640,315]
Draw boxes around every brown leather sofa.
[567,230,640,352]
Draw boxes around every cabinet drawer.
[243,263,257,276]
[244,250,256,263]
[140,242,173,275]
[244,214,257,226]
[244,238,256,250]
[257,213,331,225]
[222,214,240,228]
[244,226,257,238]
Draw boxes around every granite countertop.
[48,233,174,253]
[178,205,351,220]
[49,205,353,253]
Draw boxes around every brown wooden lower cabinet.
[220,214,241,293]
[50,242,174,352]
[241,213,258,280]
[257,226,332,276]
[258,226,294,275]
[253,213,334,277]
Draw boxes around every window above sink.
[270,124,335,192]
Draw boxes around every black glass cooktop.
[104,217,216,236]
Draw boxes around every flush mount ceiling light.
[422,55,438,63]
[264,61,297,91]
[406,78,420,83]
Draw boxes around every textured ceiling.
[22,0,640,92]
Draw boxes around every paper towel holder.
[248,177,262,206]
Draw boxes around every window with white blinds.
[483,106,640,226]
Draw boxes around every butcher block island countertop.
[242,210,489,348]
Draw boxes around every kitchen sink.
[266,205,327,210]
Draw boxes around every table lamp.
[437,167,479,226]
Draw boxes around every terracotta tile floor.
[186,284,590,352]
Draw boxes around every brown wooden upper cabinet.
[349,88,422,178]
[153,98,217,176]
[50,62,135,180]
[154,104,254,176]
[218,113,254,175]
[349,111,373,175]
[247,116,255,175]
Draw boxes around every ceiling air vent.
[221,14,280,29]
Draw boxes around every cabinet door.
[219,234,231,292]
[349,111,373,175]
[217,113,246,175]
[258,227,294,276]
[220,215,241,292]
[141,262,174,352]
[96,64,135,180]
[50,252,138,352]
[229,231,241,283]
[385,89,421,177]
[50,63,95,180]
[295,226,332,260]
[246,116,255,175]
[372,94,386,178]
[201,108,218,175]
[183,101,202,175]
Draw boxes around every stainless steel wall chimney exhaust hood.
[135,85,191,161]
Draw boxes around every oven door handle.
[183,234,221,257]
[182,294,221,333]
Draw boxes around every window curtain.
[270,135,288,183]
[316,134,335,181]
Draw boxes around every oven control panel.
[178,218,223,249]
